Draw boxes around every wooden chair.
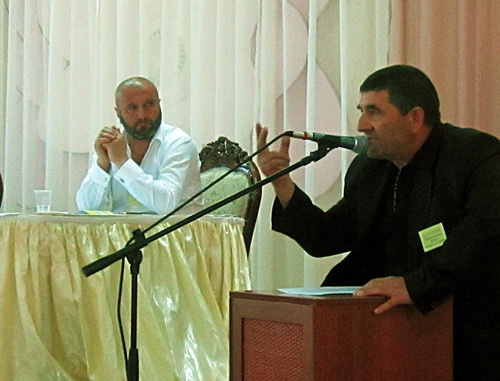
[199,137,261,253]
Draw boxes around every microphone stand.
[81,144,332,381]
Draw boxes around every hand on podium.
[354,276,413,314]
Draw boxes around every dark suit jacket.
[272,123,500,379]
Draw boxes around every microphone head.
[352,135,368,154]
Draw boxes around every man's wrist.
[273,175,295,208]
[97,158,111,172]
[111,156,129,168]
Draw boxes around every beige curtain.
[0,0,261,214]
[389,0,500,137]
[252,0,390,288]
[0,0,389,292]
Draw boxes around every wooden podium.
[230,290,452,381]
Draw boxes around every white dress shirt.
[76,122,202,214]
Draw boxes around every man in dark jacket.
[256,65,500,380]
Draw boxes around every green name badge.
[419,223,447,253]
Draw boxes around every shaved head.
[114,77,159,106]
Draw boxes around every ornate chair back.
[199,137,261,253]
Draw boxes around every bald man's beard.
[119,110,162,140]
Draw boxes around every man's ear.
[114,107,120,119]
[408,107,426,131]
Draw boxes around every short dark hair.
[360,65,441,127]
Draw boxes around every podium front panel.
[230,291,452,381]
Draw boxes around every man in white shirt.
[76,77,202,214]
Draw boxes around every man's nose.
[357,115,371,132]
[136,107,146,119]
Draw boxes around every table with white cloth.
[0,213,251,380]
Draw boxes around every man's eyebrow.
[357,104,380,111]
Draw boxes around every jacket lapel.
[357,160,392,235]
[407,126,443,265]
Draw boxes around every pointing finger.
[256,123,269,151]
[279,136,291,155]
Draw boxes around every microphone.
[285,131,368,154]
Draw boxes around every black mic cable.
[140,130,290,236]
[115,129,290,366]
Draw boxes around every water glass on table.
[35,190,52,212]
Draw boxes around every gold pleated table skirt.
[0,214,251,380]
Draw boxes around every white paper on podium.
[278,286,360,296]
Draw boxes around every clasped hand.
[94,126,128,171]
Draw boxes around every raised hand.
[255,123,295,207]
